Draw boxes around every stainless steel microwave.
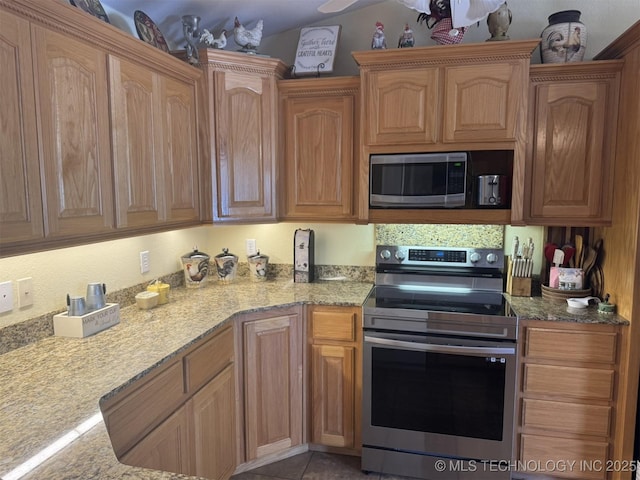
[369,152,467,208]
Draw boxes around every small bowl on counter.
[135,291,159,310]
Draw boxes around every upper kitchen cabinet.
[278,77,359,221]
[352,40,538,225]
[352,40,538,148]
[197,49,287,223]
[0,9,44,245]
[33,25,115,240]
[0,0,203,256]
[524,61,623,226]
[110,58,201,230]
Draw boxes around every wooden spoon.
[574,235,584,268]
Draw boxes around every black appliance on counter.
[362,245,517,480]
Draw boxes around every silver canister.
[247,251,269,281]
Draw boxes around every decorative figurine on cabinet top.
[200,29,227,49]
[486,2,512,41]
[371,21,387,49]
[398,23,415,47]
[233,16,264,53]
[182,14,202,63]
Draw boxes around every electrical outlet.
[0,281,13,313]
[246,239,257,256]
[17,277,33,307]
[140,251,151,274]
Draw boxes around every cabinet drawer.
[522,398,611,437]
[311,310,357,342]
[520,434,609,480]
[184,325,234,393]
[523,364,614,401]
[103,359,185,458]
[525,327,617,364]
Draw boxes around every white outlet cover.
[17,277,33,307]
[0,281,13,313]
[246,239,257,256]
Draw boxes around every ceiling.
[100,0,387,50]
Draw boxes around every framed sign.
[294,25,341,75]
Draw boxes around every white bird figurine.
[486,2,512,41]
[200,29,227,49]
[233,17,263,52]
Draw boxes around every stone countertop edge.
[0,279,373,480]
[505,294,630,325]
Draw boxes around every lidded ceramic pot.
[214,248,238,283]
[247,251,269,281]
[181,247,210,288]
[540,10,587,63]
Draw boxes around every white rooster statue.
[200,29,227,49]
[233,16,263,53]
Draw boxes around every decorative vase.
[540,10,587,63]
[182,14,202,63]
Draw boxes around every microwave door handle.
[364,335,515,356]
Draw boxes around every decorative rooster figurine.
[371,21,387,49]
[200,29,227,49]
[486,2,512,41]
[233,16,264,53]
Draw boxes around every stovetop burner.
[364,285,508,316]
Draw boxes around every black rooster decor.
[416,0,451,29]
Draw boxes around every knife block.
[506,257,532,297]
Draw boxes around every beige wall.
[261,0,640,76]
[0,222,543,328]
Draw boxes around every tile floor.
[230,451,410,480]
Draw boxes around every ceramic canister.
[247,251,269,281]
[147,280,170,304]
[540,10,587,64]
[181,247,210,288]
[214,248,238,283]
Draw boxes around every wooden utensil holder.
[506,257,532,297]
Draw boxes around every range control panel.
[376,245,504,269]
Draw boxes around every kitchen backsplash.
[375,224,504,247]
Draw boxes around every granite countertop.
[0,280,629,480]
[506,294,629,325]
[0,279,373,480]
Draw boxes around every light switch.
[17,277,33,307]
[246,239,257,256]
[0,281,13,313]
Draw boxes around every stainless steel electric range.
[362,245,517,480]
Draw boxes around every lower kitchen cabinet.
[121,404,191,474]
[189,363,236,479]
[101,324,236,480]
[241,307,304,461]
[308,305,362,452]
[517,320,620,480]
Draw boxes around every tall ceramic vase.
[540,10,587,63]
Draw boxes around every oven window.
[371,346,505,441]
[371,163,448,196]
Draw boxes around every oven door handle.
[364,335,515,356]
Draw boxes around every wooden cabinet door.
[311,344,355,448]
[280,78,358,220]
[308,305,361,451]
[213,69,277,221]
[121,405,191,476]
[189,363,236,480]
[0,10,44,247]
[109,56,165,229]
[364,68,439,146]
[443,62,524,143]
[162,76,200,224]
[243,313,303,460]
[527,64,621,225]
[32,26,114,239]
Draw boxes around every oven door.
[363,330,516,462]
